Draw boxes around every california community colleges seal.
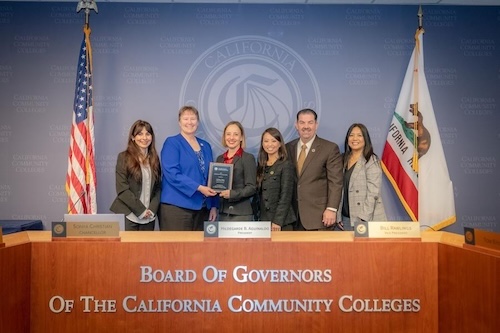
[179,35,321,153]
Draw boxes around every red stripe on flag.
[65,27,97,214]
[67,122,89,213]
[382,141,418,220]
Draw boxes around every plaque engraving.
[208,162,233,192]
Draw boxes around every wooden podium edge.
[0,230,468,247]
[204,237,271,242]
[462,243,500,258]
[354,237,421,242]
[52,237,121,242]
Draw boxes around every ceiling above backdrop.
[7,0,500,6]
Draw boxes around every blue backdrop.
[0,2,499,234]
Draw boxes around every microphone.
[62,191,86,221]
[332,220,344,231]
[227,205,234,218]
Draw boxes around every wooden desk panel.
[0,243,31,333]
[438,244,500,333]
[4,231,497,333]
[29,240,438,333]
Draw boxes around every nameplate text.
[464,227,500,252]
[355,221,421,239]
[52,221,120,238]
[204,221,271,239]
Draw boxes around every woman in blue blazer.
[159,106,218,231]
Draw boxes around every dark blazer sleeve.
[228,152,257,202]
[286,140,298,171]
[148,166,162,215]
[111,152,148,216]
[272,160,296,226]
[326,140,343,210]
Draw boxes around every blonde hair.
[178,105,199,121]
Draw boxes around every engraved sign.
[208,162,233,192]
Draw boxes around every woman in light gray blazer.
[340,123,386,230]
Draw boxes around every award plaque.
[208,162,233,192]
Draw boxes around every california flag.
[382,28,456,230]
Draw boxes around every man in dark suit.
[286,109,343,230]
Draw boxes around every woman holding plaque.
[340,123,386,231]
[110,120,161,231]
[256,128,296,231]
[216,121,256,221]
[159,106,218,231]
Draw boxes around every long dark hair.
[343,123,376,167]
[256,127,288,189]
[125,120,161,182]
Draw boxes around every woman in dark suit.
[217,121,256,221]
[256,128,296,231]
[110,120,161,231]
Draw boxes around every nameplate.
[464,227,500,252]
[355,221,421,239]
[52,221,120,238]
[204,221,271,239]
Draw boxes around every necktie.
[297,144,307,175]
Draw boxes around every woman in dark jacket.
[256,127,296,231]
[110,120,161,231]
[216,121,256,221]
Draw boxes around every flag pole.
[66,0,99,214]
[76,0,98,27]
[411,6,424,173]
[75,0,98,72]
[418,5,423,29]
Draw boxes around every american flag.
[65,26,97,214]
